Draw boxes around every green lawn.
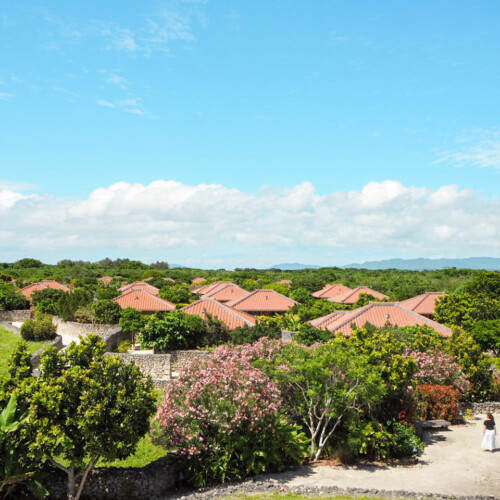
[0,325,49,378]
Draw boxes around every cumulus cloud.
[0,180,498,262]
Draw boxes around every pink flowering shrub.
[404,348,470,395]
[153,340,308,486]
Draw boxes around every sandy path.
[261,419,500,498]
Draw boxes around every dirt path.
[260,419,500,498]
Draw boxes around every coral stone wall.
[0,309,31,322]
[466,402,500,415]
[113,350,210,381]
[39,457,179,500]
[53,316,117,338]
[113,353,172,380]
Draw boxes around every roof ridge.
[394,303,451,333]
[115,288,175,307]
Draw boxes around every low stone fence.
[0,309,31,322]
[114,350,211,382]
[464,402,500,415]
[31,335,64,369]
[114,353,172,380]
[38,456,179,500]
[52,317,129,350]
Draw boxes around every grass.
[0,325,49,378]
[98,435,168,468]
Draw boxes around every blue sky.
[0,1,499,268]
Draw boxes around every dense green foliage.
[0,283,28,310]
[2,335,157,500]
[20,316,57,341]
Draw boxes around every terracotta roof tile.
[113,288,175,312]
[313,302,451,337]
[39,280,70,292]
[312,284,352,299]
[181,298,257,330]
[398,292,446,316]
[192,277,207,284]
[309,310,350,329]
[119,281,160,296]
[277,280,292,285]
[204,284,249,303]
[20,283,47,299]
[192,281,235,296]
[328,286,389,304]
[226,289,298,314]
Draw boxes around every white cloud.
[0,92,15,100]
[436,130,500,170]
[0,180,498,264]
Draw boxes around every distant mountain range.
[270,257,500,271]
[270,263,323,270]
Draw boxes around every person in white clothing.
[481,412,496,452]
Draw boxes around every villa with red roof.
[192,281,235,296]
[328,286,389,304]
[226,289,298,316]
[20,281,70,300]
[310,302,452,337]
[119,281,160,296]
[204,283,249,303]
[398,292,446,318]
[113,289,175,313]
[312,283,352,299]
[181,298,257,330]
[277,280,292,285]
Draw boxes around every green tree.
[469,319,500,356]
[91,299,121,324]
[0,283,28,310]
[260,342,385,460]
[140,312,206,350]
[119,307,147,335]
[159,284,193,304]
[24,335,156,500]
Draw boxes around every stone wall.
[465,402,500,415]
[114,353,172,380]
[113,350,210,381]
[38,456,179,500]
[0,309,31,322]
[169,350,211,376]
[31,335,63,369]
[52,317,129,350]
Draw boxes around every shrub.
[230,323,281,345]
[139,312,206,351]
[405,348,470,394]
[20,319,36,341]
[293,323,331,345]
[117,340,132,353]
[159,284,193,304]
[154,352,308,486]
[416,384,460,422]
[32,316,56,340]
[92,299,122,324]
[0,283,28,310]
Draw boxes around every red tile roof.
[328,286,389,304]
[181,298,257,330]
[312,302,452,337]
[398,292,446,316]
[192,281,234,296]
[119,281,160,296]
[192,277,207,284]
[39,280,70,292]
[113,288,175,312]
[309,311,350,329]
[204,283,249,303]
[312,284,352,299]
[98,276,114,285]
[20,283,48,300]
[277,280,292,285]
[163,277,175,282]
[226,289,298,314]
